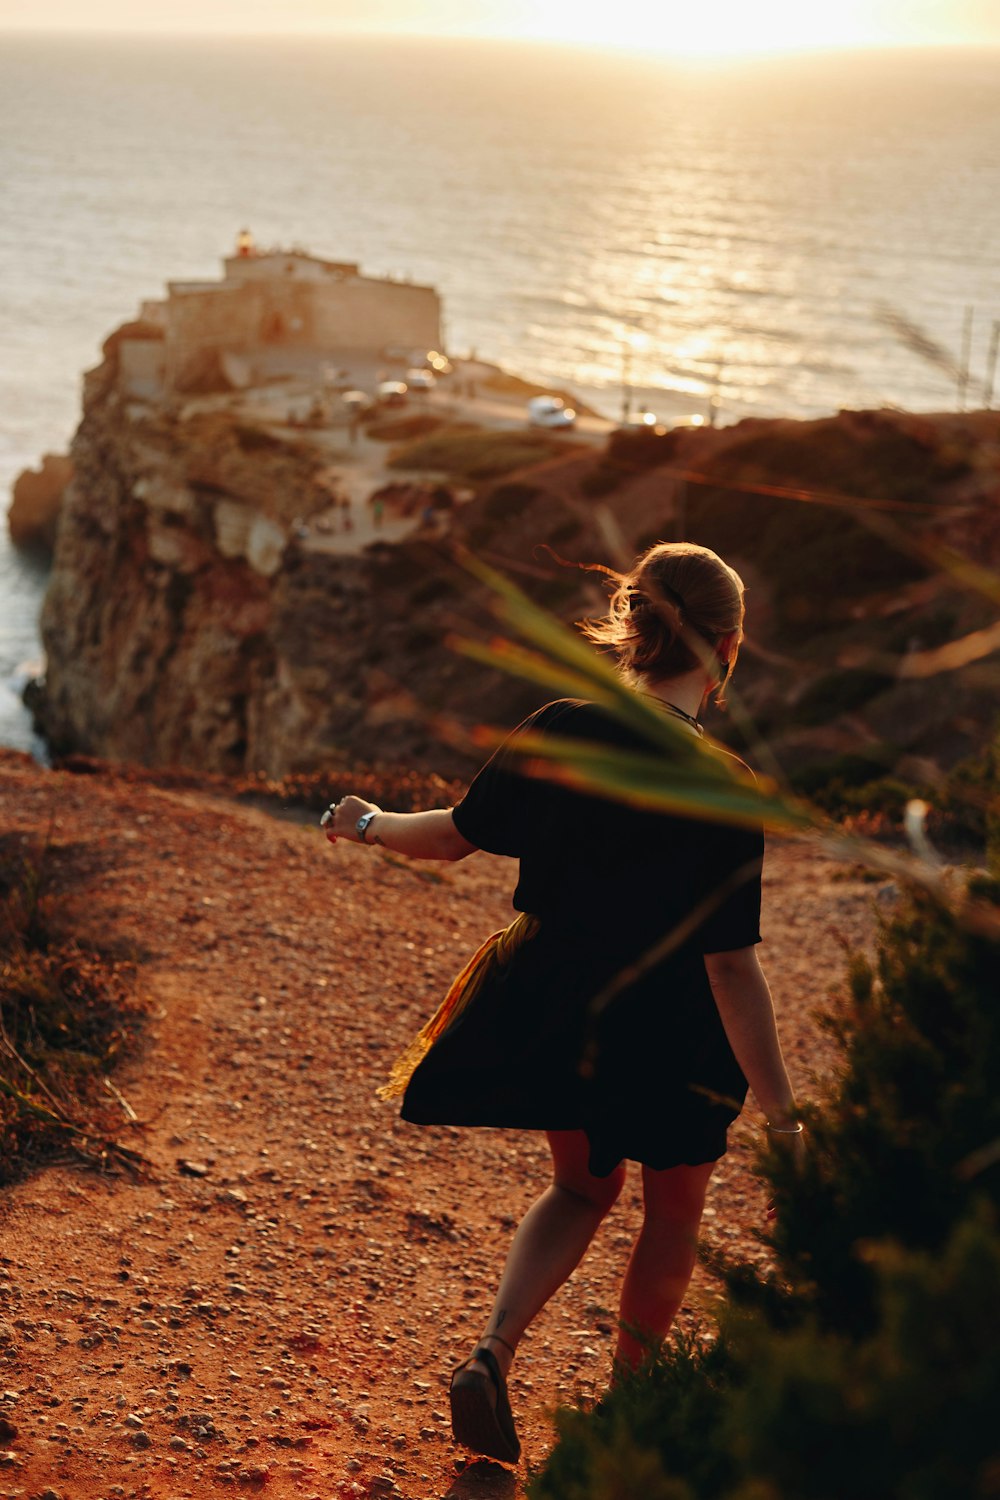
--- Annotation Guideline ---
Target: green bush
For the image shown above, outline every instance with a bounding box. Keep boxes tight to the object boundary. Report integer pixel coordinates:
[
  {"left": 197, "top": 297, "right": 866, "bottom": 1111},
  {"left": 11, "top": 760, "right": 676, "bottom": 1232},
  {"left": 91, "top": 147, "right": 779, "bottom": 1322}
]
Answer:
[
  {"left": 532, "top": 1215, "right": 1000, "bottom": 1500},
  {"left": 938, "top": 729, "right": 1000, "bottom": 868},
  {"left": 531, "top": 1334, "right": 735, "bottom": 1500},
  {"left": 758, "top": 885, "right": 1000, "bottom": 1333},
  {"left": 790, "top": 748, "right": 897, "bottom": 803},
  {"left": 530, "top": 876, "right": 1000, "bottom": 1498},
  {"left": 790, "top": 668, "right": 895, "bottom": 727},
  {"left": 725, "top": 1213, "right": 1000, "bottom": 1500}
]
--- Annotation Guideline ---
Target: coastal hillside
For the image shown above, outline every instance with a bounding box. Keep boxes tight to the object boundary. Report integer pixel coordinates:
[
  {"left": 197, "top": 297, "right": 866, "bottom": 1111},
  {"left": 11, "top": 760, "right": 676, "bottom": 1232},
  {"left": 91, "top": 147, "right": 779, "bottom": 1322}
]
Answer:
[
  {"left": 449, "top": 408, "right": 1000, "bottom": 799},
  {"left": 28, "top": 332, "right": 1000, "bottom": 802}
]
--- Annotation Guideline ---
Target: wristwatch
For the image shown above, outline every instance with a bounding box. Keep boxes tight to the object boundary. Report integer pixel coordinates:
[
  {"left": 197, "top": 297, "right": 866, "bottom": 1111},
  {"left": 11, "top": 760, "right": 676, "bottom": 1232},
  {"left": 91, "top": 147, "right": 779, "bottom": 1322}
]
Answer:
[{"left": 355, "top": 810, "right": 380, "bottom": 843}]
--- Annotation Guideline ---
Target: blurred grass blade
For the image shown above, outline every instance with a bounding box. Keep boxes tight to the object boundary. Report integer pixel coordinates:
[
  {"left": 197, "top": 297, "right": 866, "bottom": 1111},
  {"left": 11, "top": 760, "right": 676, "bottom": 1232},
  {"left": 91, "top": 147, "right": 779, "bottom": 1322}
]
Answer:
[
  {"left": 489, "top": 727, "right": 817, "bottom": 833},
  {"left": 451, "top": 635, "right": 621, "bottom": 715},
  {"left": 454, "top": 633, "right": 707, "bottom": 766}
]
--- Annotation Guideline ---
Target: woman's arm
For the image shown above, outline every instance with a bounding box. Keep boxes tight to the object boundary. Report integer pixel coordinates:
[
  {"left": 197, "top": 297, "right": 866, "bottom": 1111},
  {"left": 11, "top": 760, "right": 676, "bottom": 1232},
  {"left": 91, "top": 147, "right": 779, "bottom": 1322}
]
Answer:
[
  {"left": 702, "top": 945, "right": 798, "bottom": 1127},
  {"left": 323, "top": 795, "right": 477, "bottom": 862}
]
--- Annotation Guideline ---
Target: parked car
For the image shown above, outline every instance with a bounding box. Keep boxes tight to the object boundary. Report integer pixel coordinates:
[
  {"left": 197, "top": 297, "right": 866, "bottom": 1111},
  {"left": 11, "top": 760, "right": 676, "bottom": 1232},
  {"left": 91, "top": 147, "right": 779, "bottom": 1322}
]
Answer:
[
  {"left": 376, "top": 380, "right": 409, "bottom": 407},
  {"left": 527, "top": 395, "right": 576, "bottom": 429},
  {"left": 341, "top": 389, "right": 373, "bottom": 412},
  {"left": 406, "top": 367, "right": 436, "bottom": 391}
]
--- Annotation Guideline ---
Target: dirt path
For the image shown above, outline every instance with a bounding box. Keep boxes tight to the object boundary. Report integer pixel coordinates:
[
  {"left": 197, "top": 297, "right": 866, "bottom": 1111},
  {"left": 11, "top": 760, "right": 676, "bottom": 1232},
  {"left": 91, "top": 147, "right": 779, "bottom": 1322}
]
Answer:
[{"left": 0, "top": 754, "right": 883, "bottom": 1500}]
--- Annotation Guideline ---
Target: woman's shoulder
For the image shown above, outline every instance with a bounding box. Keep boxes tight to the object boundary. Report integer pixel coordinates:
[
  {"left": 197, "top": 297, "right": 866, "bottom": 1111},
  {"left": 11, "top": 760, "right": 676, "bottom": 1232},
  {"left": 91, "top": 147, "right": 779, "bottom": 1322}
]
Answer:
[
  {"left": 516, "top": 698, "right": 636, "bottom": 745},
  {"left": 523, "top": 697, "right": 595, "bottom": 728}
]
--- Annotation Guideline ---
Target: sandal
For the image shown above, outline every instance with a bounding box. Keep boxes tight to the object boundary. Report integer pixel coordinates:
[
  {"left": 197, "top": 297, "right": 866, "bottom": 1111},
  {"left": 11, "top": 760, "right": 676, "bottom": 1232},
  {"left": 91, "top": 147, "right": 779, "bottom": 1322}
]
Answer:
[{"left": 449, "top": 1343, "right": 521, "bottom": 1464}]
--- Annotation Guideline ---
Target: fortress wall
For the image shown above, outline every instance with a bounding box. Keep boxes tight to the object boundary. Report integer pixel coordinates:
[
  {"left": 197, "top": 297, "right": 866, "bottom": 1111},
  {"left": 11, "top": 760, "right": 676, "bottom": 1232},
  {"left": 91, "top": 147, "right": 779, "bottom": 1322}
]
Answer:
[
  {"left": 162, "top": 273, "right": 442, "bottom": 386},
  {"left": 308, "top": 279, "right": 441, "bottom": 352},
  {"left": 252, "top": 280, "right": 323, "bottom": 345},
  {"left": 164, "top": 285, "right": 262, "bottom": 382}
]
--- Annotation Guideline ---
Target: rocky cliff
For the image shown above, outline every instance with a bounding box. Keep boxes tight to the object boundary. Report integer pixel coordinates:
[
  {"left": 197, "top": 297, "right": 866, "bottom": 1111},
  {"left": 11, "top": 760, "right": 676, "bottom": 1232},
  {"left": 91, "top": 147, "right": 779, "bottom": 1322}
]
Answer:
[
  {"left": 35, "top": 353, "right": 535, "bottom": 776},
  {"left": 9, "top": 453, "right": 74, "bottom": 551},
  {"left": 34, "top": 344, "right": 1000, "bottom": 805}
]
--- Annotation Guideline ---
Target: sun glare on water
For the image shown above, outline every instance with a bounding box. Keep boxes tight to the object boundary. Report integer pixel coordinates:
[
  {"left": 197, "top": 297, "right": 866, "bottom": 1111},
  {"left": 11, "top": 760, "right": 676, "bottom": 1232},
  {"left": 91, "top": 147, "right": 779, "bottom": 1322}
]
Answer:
[{"left": 508, "top": 0, "right": 884, "bottom": 58}]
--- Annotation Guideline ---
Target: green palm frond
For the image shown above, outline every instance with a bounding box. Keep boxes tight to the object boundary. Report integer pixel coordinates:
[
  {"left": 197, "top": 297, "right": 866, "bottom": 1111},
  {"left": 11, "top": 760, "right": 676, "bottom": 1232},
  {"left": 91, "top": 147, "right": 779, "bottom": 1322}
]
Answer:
[{"left": 489, "top": 728, "right": 815, "bottom": 833}]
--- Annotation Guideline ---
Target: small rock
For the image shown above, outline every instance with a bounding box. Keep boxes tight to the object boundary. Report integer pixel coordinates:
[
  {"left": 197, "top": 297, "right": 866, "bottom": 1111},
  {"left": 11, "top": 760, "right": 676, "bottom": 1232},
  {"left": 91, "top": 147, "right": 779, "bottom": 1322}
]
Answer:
[
  {"left": 131, "top": 1430, "right": 152, "bottom": 1449},
  {"left": 177, "top": 1159, "right": 211, "bottom": 1178},
  {"left": 0, "top": 1418, "right": 16, "bottom": 1442}
]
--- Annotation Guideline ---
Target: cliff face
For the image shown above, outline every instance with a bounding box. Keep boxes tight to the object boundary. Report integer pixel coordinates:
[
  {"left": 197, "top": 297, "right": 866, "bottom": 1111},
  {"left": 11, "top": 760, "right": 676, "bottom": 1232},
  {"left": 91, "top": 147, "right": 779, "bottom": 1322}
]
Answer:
[
  {"left": 37, "top": 359, "right": 539, "bottom": 776},
  {"left": 36, "top": 348, "right": 1000, "bottom": 795},
  {"left": 41, "top": 364, "right": 340, "bottom": 774}
]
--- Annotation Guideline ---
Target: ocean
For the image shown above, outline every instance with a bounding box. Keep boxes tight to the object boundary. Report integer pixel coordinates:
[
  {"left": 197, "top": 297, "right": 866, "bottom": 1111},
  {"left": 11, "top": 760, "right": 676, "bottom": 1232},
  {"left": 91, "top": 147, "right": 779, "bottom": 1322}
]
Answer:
[{"left": 2, "top": 35, "right": 999, "bottom": 754}]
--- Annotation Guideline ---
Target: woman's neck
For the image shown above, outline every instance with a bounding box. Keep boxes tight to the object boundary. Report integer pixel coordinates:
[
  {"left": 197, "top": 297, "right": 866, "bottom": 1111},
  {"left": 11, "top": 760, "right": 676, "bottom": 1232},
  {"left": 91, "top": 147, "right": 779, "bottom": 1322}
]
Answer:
[{"left": 641, "top": 671, "right": 708, "bottom": 723}]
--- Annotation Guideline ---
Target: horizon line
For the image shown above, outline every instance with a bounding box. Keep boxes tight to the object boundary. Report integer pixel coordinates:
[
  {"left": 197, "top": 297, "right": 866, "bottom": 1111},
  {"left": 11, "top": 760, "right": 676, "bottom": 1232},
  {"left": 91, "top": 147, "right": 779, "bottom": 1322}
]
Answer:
[{"left": 1, "top": 26, "right": 997, "bottom": 56}]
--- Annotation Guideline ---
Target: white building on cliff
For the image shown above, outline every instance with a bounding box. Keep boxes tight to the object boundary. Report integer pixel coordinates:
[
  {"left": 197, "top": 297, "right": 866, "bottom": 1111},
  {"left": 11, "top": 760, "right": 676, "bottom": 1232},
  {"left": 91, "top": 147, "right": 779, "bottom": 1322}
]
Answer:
[{"left": 115, "top": 231, "right": 443, "bottom": 397}]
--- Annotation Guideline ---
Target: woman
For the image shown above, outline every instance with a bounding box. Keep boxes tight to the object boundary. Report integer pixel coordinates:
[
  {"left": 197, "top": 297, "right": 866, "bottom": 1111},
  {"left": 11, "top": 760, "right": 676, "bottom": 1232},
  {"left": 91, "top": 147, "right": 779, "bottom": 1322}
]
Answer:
[{"left": 322, "top": 540, "right": 802, "bottom": 1466}]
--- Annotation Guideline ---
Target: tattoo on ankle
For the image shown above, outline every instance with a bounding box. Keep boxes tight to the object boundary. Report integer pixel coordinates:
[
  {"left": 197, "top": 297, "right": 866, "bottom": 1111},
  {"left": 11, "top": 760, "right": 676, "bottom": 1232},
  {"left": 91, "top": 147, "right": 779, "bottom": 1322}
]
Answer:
[{"left": 494, "top": 1310, "right": 507, "bottom": 1330}]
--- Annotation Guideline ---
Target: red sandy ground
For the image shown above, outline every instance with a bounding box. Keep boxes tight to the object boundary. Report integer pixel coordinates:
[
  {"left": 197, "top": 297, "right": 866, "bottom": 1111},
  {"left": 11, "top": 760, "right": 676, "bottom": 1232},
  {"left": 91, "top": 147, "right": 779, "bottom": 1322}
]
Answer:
[{"left": 0, "top": 753, "right": 883, "bottom": 1500}]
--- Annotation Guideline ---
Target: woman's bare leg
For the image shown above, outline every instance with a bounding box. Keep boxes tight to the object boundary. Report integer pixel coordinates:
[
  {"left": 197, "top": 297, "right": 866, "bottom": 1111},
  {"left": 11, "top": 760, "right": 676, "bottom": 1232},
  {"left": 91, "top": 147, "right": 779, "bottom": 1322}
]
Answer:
[
  {"left": 615, "top": 1159, "right": 716, "bottom": 1371},
  {"left": 469, "top": 1129, "right": 626, "bottom": 1377}
]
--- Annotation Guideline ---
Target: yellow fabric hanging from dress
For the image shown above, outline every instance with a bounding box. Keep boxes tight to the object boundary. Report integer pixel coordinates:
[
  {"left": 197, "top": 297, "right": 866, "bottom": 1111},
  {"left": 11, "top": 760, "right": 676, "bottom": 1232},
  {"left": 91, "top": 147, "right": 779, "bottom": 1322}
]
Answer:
[{"left": 377, "top": 912, "right": 540, "bottom": 1100}]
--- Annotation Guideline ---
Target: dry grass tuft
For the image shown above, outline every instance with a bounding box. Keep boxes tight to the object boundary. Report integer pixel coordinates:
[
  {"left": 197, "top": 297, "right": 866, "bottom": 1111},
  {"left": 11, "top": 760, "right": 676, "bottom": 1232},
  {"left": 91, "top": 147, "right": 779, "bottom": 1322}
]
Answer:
[{"left": 0, "top": 833, "right": 148, "bottom": 1183}]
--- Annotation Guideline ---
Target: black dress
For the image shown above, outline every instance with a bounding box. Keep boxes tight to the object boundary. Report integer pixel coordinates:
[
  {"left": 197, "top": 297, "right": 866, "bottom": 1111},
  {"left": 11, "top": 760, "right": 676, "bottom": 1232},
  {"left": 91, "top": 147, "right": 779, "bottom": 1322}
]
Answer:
[{"left": 401, "top": 699, "right": 764, "bottom": 1177}]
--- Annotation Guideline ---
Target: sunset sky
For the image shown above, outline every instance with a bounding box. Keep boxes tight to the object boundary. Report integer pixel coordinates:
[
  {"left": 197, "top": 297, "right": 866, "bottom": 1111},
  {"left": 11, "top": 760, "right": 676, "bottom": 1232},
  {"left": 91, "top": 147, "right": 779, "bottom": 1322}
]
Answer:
[{"left": 2, "top": 0, "right": 1000, "bottom": 55}]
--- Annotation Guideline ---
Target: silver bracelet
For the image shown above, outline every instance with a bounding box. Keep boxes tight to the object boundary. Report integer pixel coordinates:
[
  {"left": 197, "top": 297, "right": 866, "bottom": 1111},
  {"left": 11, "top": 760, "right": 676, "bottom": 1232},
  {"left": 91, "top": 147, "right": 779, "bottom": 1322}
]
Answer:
[{"left": 765, "top": 1120, "right": 804, "bottom": 1135}]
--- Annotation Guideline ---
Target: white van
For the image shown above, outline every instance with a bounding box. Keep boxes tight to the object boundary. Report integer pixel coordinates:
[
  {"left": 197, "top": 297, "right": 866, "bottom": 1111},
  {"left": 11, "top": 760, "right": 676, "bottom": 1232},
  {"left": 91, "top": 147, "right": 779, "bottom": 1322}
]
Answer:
[{"left": 527, "top": 395, "right": 576, "bottom": 429}]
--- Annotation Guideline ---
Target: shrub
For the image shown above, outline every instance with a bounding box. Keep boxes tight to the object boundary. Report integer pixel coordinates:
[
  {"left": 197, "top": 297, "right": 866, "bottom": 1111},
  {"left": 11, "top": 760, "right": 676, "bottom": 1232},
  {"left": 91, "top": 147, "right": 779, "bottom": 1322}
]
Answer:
[
  {"left": 531, "top": 1333, "right": 735, "bottom": 1500},
  {"left": 0, "top": 835, "right": 144, "bottom": 1181},
  {"left": 790, "top": 668, "right": 895, "bottom": 728},
  {"left": 365, "top": 413, "right": 446, "bottom": 443},
  {"left": 753, "top": 884, "right": 1000, "bottom": 1336},
  {"left": 531, "top": 1215, "right": 1000, "bottom": 1500},
  {"left": 579, "top": 462, "right": 626, "bottom": 498},
  {"left": 530, "top": 875, "right": 1000, "bottom": 1497},
  {"left": 605, "top": 427, "right": 684, "bottom": 472},
  {"left": 789, "top": 748, "right": 897, "bottom": 803}
]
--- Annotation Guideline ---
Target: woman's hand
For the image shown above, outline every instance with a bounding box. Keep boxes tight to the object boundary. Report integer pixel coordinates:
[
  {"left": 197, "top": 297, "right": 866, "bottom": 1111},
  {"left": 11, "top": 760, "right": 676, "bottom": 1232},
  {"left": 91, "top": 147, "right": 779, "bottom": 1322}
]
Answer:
[
  {"left": 320, "top": 796, "right": 380, "bottom": 845},
  {"left": 319, "top": 804, "right": 476, "bottom": 862},
  {"left": 764, "top": 1122, "right": 806, "bottom": 1221}
]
